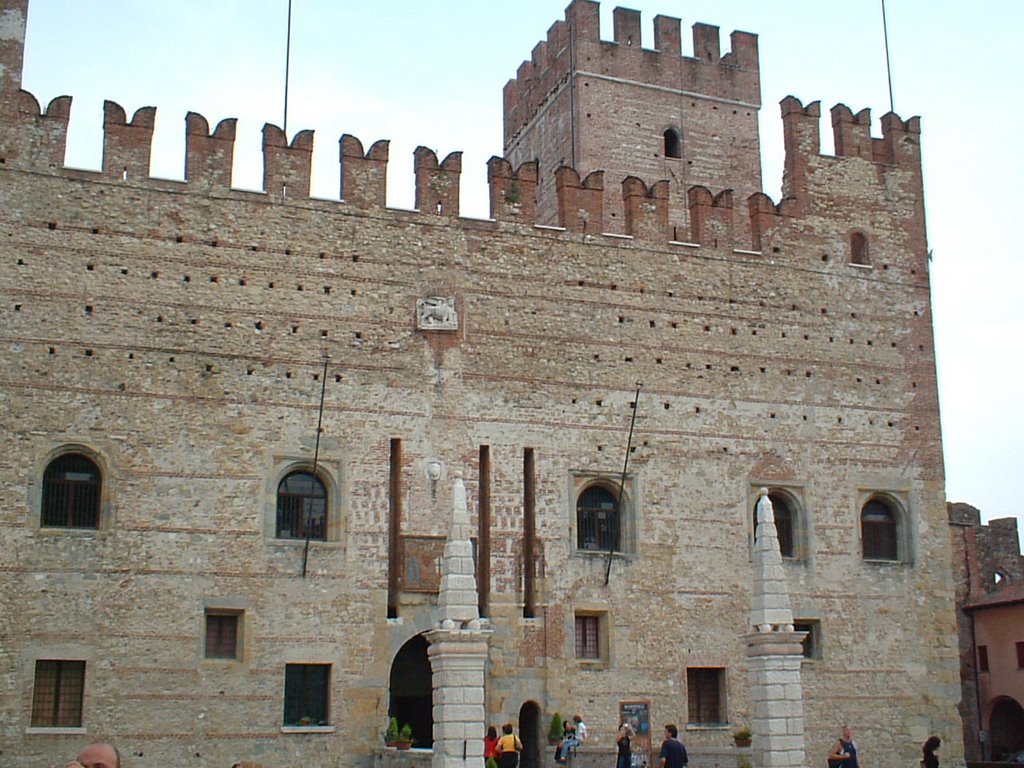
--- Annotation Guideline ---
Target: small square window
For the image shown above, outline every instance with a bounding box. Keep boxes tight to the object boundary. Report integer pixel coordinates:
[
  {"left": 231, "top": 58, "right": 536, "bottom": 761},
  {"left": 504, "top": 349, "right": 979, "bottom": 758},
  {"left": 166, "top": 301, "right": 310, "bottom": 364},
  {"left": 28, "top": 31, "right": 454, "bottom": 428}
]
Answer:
[
  {"left": 284, "top": 663, "right": 330, "bottom": 727},
  {"left": 793, "top": 620, "right": 821, "bottom": 660},
  {"left": 205, "top": 611, "right": 241, "bottom": 660},
  {"left": 575, "top": 615, "right": 601, "bottom": 659},
  {"left": 978, "top": 645, "right": 989, "bottom": 673},
  {"left": 686, "top": 667, "right": 726, "bottom": 725},
  {"left": 31, "top": 660, "right": 85, "bottom": 727}
]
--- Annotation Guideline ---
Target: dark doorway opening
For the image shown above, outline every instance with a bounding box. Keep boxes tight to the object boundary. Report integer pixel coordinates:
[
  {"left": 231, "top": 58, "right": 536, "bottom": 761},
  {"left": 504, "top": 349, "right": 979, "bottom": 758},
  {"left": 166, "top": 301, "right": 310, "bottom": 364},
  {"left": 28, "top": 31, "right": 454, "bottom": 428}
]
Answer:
[
  {"left": 519, "top": 700, "right": 542, "bottom": 768},
  {"left": 989, "top": 696, "right": 1024, "bottom": 759},
  {"left": 389, "top": 634, "right": 433, "bottom": 748}
]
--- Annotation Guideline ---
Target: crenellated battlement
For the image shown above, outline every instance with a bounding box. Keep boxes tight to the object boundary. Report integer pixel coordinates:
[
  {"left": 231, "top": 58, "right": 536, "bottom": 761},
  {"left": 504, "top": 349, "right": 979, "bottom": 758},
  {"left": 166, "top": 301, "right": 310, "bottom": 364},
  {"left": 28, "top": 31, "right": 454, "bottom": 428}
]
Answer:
[
  {"left": 0, "top": 0, "right": 923, "bottom": 263},
  {"left": 503, "top": 0, "right": 760, "bottom": 151},
  {"left": 0, "top": 90, "right": 931, "bottom": 260},
  {"left": 781, "top": 95, "right": 922, "bottom": 207}
]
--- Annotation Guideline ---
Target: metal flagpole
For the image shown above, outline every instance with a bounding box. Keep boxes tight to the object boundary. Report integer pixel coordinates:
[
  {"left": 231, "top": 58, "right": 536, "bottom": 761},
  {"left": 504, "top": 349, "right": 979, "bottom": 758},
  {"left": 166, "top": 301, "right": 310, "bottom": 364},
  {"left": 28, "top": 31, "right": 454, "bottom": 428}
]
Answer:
[
  {"left": 301, "top": 354, "right": 330, "bottom": 578},
  {"left": 283, "top": 0, "right": 293, "bottom": 135},
  {"left": 605, "top": 383, "right": 641, "bottom": 585},
  {"left": 881, "top": 0, "right": 895, "bottom": 113}
]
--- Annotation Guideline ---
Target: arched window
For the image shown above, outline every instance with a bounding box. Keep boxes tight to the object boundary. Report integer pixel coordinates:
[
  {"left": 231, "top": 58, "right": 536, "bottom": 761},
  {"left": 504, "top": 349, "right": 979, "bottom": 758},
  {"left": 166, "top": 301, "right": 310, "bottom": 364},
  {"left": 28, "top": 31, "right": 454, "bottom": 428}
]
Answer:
[
  {"left": 861, "top": 497, "right": 898, "bottom": 560},
  {"left": 850, "top": 231, "right": 870, "bottom": 265},
  {"left": 752, "top": 491, "right": 795, "bottom": 558},
  {"left": 663, "top": 128, "right": 682, "bottom": 159},
  {"left": 41, "top": 453, "right": 101, "bottom": 528},
  {"left": 276, "top": 471, "right": 327, "bottom": 540},
  {"left": 576, "top": 485, "right": 620, "bottom": 552}
]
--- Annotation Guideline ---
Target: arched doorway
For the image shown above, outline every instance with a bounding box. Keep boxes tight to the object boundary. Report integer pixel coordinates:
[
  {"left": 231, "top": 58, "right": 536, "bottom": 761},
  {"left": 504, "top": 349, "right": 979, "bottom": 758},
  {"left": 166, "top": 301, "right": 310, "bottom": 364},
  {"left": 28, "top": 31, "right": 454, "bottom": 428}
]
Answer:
[
  {"left": 389, "top": 634, "right": 433, "bottom": 748},
  {"left": 989, "top": 696, "right": 1024, "bottom": 759},
  {"left": 518, "top": 701, "right": 542, "bottom": 768}
]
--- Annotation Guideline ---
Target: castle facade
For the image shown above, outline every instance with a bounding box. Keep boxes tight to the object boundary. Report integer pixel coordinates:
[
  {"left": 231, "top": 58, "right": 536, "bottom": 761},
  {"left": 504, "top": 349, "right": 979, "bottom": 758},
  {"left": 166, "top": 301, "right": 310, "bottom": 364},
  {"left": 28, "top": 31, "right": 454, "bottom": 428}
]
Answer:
[{"left": 0, "top": 1, "right": 964, "bottom": 766}]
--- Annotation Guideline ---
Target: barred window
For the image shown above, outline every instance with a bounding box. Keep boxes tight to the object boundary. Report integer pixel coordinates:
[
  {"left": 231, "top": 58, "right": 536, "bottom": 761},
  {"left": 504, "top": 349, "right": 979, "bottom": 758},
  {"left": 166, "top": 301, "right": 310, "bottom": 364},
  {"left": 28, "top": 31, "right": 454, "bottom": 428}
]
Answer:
[
  {"left": 686, "top": 667, "right": 726, "bottom": 724},
  {"left": 31, "top": 660, "right": 85, "bottom": 727},
  {"left": 205, "top": 612, "right": 240, "bottom": 660},
  {"left": 284, "top": 663, "right": 330, "bottom": 726},
  {"left": 752, "top": 491, "right": 796, "bottom": 558},
  {"left": 276, "top": 471, "right": 327, "bottom": 540},
  {"left": 861, "top": 498, "right": 898, "bottom": 560},
  {"left": 575, "top": 615, "right": 600, "bottom": 659},
  {"left": 42, "top": 454, "right": 101, "bottom": 528},
  {"left": 576, "top": 485, "right": 620, "bottom": 552}
]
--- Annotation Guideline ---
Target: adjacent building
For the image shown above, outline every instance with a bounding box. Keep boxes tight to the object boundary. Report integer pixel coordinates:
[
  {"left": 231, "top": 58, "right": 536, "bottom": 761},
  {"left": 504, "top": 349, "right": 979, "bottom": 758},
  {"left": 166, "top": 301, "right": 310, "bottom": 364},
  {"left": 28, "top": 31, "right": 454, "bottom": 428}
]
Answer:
[{"left": 950, "top": 505, "right": 1024, "bottom": 762}]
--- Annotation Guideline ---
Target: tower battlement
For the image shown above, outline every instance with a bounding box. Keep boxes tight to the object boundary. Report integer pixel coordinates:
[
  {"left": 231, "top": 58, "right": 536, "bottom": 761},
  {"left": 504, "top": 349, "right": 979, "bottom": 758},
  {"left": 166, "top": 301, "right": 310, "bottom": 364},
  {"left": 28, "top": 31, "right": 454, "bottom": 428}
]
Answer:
[{"left": 503, "top": 0, "right": 760, "bottom": 151}]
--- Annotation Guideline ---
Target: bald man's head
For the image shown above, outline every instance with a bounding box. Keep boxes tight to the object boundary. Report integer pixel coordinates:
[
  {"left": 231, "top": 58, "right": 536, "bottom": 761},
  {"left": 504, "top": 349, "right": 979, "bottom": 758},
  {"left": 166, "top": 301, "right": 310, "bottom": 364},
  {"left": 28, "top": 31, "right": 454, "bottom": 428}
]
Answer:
[{"left": 74, "top": 742, "right": 120, "bottom": 768}]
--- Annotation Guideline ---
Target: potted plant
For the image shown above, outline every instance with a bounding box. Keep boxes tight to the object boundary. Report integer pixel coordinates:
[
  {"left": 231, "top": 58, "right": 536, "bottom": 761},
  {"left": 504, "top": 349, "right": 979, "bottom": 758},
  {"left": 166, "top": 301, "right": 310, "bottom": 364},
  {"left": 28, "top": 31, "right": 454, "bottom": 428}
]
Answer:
[
  {"left": 396, "top": 722, "right": 414, "bottom": 750},
  {"left": 385, "top": 716, "right": 400, "bottom": 747},
  {"left": 733, "top": 727, "right": 752, "bottom": 747},
  {"left": 548, "top": 713, "right": 563, "bottom": 745}
]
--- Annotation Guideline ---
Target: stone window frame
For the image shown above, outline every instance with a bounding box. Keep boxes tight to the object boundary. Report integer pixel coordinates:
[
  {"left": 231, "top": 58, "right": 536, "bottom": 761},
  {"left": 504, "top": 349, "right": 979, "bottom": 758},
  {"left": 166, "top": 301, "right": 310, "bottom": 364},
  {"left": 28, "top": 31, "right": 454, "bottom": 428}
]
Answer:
[
  {"left": 748, "top": 484, "right": 809, "bottom": 562},
  {"left": 202, "top": 597, "right": 247, "bottom": 663},
  {"left": 685, "top": 666, "right": 728, "bottom": 726},
  {"left": 793, "top": 619, "right": 822, "bottom": 661},
  {"left": 282, "top": 662, "right": 333, "bottom": 731},
  {"left": 858, "top": 490, "right": 911, "bottom": 564},
  {"left": 264, "top": 454, "right": 344, "bottom": 546},
  {"left": 573, "top": 603, "right": 611, "bottom": 670},
  {"left": 30, "top": 659, "right": 86, "bottom": 729},
  {"left": 31, "top": 443, "right": 115, "bottom": 533},
  {"left": 569, "top": 471, "right": 638, "bottom": 557}
]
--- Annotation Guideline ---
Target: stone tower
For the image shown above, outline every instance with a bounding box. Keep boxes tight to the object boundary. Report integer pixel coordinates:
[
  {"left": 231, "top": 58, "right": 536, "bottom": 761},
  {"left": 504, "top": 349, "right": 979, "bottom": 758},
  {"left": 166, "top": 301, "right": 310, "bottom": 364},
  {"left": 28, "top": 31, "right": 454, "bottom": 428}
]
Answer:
[{"left": 503, "top": 0, "right": 761, "bottom": 238}]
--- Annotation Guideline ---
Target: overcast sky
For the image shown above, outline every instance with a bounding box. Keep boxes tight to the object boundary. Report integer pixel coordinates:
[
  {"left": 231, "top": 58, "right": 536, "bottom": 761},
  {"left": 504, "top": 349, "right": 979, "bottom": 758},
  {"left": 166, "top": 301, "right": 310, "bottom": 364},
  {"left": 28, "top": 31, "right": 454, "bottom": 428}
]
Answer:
[{"left": 18, "top": 1, "right": 1024, "bottom": 549}]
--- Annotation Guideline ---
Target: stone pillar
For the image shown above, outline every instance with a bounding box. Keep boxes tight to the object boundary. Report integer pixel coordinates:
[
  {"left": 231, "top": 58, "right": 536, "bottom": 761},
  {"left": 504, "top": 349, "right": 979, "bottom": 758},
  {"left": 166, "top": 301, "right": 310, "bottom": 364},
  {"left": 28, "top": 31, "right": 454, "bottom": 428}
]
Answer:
[
  {"left": 427, "top": 629, "right": 491, "bottom": 768},
  {"left": 746, "top": 632, "right": 808, "bottom": 768},
  {"left": 428, "top": 472, "right": 492, "bottom": 768},
  {"left": 747, "top": 488, "right": 808, "bottom": 768}
]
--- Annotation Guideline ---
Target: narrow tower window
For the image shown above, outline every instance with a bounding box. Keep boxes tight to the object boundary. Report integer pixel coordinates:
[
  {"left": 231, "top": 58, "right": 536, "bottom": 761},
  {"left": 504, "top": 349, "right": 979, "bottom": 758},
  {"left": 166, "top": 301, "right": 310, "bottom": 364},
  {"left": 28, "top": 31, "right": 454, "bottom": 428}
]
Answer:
[
  {"left": 850, "top": 232, "right": 870, "bottom": 265},
  {"left": 663, "top": 128, "right": 682, "bottom": 159}
]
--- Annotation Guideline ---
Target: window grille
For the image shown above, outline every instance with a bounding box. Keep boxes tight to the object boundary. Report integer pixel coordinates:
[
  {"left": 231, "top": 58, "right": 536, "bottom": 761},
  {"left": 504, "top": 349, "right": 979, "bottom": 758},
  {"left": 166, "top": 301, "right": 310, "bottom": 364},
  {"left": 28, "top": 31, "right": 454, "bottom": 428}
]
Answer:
[
  {"left": 753, "top": 492, "right": 795, "bottom": 557},
  {"left": 31, "top": 660, "right": 85, "bottom": 727},
  {"left": 42, "top": 454, "right": 101, "bottom": 528},
  {"left": 276, "top": 471, "right": 327, "bottom": 540},
  {"left": 575, "top": 615, "right": 600, "bottom": 659},
  {"left": 283, "top": 663, "right": 330, "bottom": 726},
  {"left": 686, "top": 667, "right": 725, "bottom": 724},
  {"left": 205, "top": 612, "right": 240, "bottom": 659},
  {"left": 577, "top": 486, "right": 620, "bottom": 551},
  {"left": 861, "top": 499, "right": 897, "bottom": 560}
]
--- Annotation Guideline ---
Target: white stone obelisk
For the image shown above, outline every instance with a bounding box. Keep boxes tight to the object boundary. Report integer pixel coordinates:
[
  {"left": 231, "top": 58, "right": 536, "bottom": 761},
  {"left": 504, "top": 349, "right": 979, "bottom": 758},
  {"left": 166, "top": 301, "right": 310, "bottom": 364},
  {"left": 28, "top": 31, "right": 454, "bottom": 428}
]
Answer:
[
  {"left": 746, "top": 488, "right": 808, "bottom": 768},
  {"left": 427, "top": 472, "right": 492, "bottom": 768}
]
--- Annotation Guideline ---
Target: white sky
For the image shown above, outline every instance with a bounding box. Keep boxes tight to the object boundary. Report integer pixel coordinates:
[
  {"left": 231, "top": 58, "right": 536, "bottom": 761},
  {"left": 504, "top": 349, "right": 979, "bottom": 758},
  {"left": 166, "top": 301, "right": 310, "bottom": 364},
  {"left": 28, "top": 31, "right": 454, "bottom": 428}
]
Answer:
[{"left": 18, "top": 1, "right": 1024, "bottom": 549}]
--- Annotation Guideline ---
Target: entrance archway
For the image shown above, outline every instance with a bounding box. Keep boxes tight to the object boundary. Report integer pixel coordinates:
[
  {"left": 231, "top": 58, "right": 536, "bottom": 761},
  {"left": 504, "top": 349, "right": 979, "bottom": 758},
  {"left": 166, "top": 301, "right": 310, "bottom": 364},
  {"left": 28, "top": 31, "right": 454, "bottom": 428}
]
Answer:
[
  {"left": 989, "top": 696, "right": 1024, "bottom": 759},
  {"left": 518, "top": 701, "right": 542, "bottom": 768},
  {"left": 389, "top": 634, "right": 433, "bottom": 748}
]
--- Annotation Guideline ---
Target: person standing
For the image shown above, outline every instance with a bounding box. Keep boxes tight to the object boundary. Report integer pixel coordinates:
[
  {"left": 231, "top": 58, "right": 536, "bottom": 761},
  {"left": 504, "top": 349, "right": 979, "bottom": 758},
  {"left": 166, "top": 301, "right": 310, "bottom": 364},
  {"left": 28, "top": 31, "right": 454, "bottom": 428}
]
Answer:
[
  {"left": 573, "top": 714, "right": 588, "bottom": 742},
  {"left": 659, "top": 724, "right": 688, "bottom": 768},
  {"left": 922, "top": 736, "right": 941, "bottom": 768},
  {"left": 497, "top": 722, "right": 523, "bottom": 768},
  {"left": 485, "top": 725, "right": 500, "bottom": 762},
  {"left": 828, "top": 725, "right": 861, "bottom": 768},
  {"left": 616, "top": 721, "right": 634, "bottom": 768}
]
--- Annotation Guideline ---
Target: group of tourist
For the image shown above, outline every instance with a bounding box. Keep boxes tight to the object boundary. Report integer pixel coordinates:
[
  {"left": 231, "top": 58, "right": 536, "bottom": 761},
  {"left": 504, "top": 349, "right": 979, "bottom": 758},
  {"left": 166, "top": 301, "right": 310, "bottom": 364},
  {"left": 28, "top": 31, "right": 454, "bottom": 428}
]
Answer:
[
  {"left": 50, "top": 724, "right": 945, "bottom": 768},
  {"left": 828, "top": 725, "right": 943, "bottom": 768}
]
